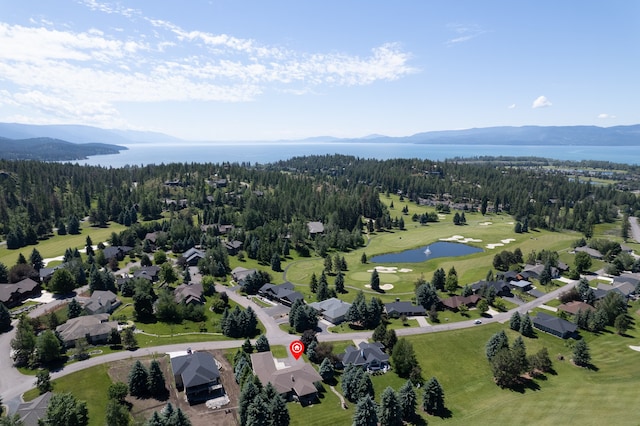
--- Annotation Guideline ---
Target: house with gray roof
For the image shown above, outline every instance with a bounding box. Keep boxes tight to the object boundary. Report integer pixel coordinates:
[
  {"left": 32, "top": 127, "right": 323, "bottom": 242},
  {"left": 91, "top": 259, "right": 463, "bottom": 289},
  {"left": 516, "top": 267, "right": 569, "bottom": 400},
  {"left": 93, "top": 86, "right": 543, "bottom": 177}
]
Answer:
[
  {"left": 384, "top": 300, "right": 426, "bottom": 317},
  {"left": 56, "top": 313, "right": 119, "bottom": 347},
  {"left": 259, "top": 282, "right": 303, "bottom": 306},
  {"left": 231, "top": 266, "right": 256, "bottom": 284},
  {"left": 470, "top": 280, "right": 511, "bottom": 297},
  {"left": 250, "top": 351, "right": 322, "bottom": 404},
  {"left": 175, "top": 282, "right": 205, "bottom": 305},
  {"left": 339, "top": 342, "right": 389, "bottom": 371},
  {"left": 309, "top": 297, "right": 352, "bottom": 324},
  {"left": 574, "top": 246, "right": 603, "bottom": 259},
  {"left": 532, "top": 312, "right": 578, "bottom": 339},
  {"left": 171, "top": 351, "right": 222, "bottom": 404},
  {"left": 181, "top": 247, "right": 205, "bottom": 266},
  {"left": 0, "top": 278, "right": 40, "bottom": 307},
  {"left": 83, "top": 290, "right": 120, "bottom": 315},
  {"left": 307, "top": 221, "right": 325, "bottom": 236},
  {"left": 15, "top": 391, "right": 52, "bottom": 426}
]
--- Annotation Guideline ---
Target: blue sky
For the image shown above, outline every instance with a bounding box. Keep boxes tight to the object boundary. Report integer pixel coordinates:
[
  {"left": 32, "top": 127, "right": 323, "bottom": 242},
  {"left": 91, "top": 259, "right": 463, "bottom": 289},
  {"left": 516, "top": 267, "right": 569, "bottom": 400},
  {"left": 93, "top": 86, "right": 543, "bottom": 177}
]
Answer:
[{"left": 0, "top": 0, "right": 638, "bottom": 141}]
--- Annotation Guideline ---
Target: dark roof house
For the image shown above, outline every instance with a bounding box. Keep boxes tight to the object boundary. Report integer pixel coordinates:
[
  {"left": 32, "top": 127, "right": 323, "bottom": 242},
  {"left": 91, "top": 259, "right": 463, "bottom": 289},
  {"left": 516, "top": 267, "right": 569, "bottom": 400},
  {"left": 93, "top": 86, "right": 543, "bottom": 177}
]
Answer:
[
  {"left": 440, "top": 294, "right": 481, "bottom": 311},
  {"left": 470, "top": 280, "right": 511, "bottom": 297},
  {"left": 0, "top": 278, "right": 40, "bottom": 307},
  {"left": 171, "top": 351, "right": 222, "bottom": 404},
  {"left": 309, "top": 298, "right": 352, "bottom": 324},
  {"left": 384, "top": 301, "right": 426, "bottom": 317},
  {"left": 102, "top": 245, "right": 134, "bottom": 261},
  {"left": 340, "top": 342, "right": 390, "bottom": 371},
  {"left": 532, "top": 312, "right": 578, "bottom": 339},
  {"left": 259, "top": 282, "right": 303, "bottom": 306},
  {"left": 181, "top": 247, "right": 205, "bottom": 266},
  {"left": 175, "top": 282, "right": 205, "bottom": 305},
  {"left": 15, "top": 391, "right": 52, "bottom": 426}
]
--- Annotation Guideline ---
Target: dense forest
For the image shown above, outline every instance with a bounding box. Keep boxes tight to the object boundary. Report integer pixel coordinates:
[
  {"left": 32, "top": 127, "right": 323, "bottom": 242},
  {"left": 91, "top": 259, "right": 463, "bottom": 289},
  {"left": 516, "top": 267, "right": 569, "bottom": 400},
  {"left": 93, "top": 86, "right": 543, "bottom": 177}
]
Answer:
[{"left": 0, "top": 156, "right": 639, "bottom": 268}]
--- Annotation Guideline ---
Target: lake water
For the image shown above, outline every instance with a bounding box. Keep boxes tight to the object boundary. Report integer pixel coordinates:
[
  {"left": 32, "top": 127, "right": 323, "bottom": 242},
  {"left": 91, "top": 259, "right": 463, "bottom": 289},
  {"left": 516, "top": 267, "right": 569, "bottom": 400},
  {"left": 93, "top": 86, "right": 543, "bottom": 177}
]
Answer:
[
  {"left": 371, "top": 241, "right": 483, "bottom": 264},
  {"left": 72, "top": 142, "right": 640, "bottom": 167}
]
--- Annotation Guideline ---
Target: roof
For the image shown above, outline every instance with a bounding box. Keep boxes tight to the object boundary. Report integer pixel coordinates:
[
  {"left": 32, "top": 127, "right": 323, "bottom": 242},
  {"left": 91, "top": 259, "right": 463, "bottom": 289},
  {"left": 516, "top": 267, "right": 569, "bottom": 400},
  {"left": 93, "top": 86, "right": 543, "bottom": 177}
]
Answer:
[
  {"left": 384, "top": 301, "right": 426, "bottom": 316},
  {"left": 175, "top": 282, "right": 204, "bottom": 305},
  {"left": 171, "top": 352, "right": 220, "bottom": 388},
  {"left": 574, "top": 246, "right": 603, "bottom": 259},
  {"left": 231, "top": 267, "right": 256, "bottom": 282},
  {"left": 181, "top": 247, "right": 205, "bottom": 263},
  {"left": 0, "top": 278, "right": 40, "bottom": 303},
  {"left": 509, "top": 280, "right": 532, "bottom": 288},
  {"left": 250, "top": 351, "right": 322, "bottom": 397},
  {"left": 134, "top": 266, "right": 161, "bottom": 279},
  {"left": 259, "top": 282, "right": 303, "bottom": 303},
  {"left": 309, "top": 298, "right": 352, "bottom": 320},
  {"left": 16, "top": 391, "right": 52, "bottom": 426},
  {"left": 55, "top": 314, "right": 118, "bottom": 343},
  {"left": 440, "top": 294, "right": 481, "bottom": 309},
  {"left": 307, "top": 221, "right": 325, "bottom": 234},
  {"left": 84, "top": 290, "right": 119, "bottom": 314},
  {"left": 558, "top": 301, "right": 595, "bottom": 315},
  {"left": 102, "top": 245, "right": 133, "bottom": 259},
  {"left": 341, "top": 342, "right": 389, "bottom": 367},
  {"left": 533, "top": 312, "right": 577, "bottom": 336},
  {"left": 471, "top": 280, "right": 510, "bottom": 293}
]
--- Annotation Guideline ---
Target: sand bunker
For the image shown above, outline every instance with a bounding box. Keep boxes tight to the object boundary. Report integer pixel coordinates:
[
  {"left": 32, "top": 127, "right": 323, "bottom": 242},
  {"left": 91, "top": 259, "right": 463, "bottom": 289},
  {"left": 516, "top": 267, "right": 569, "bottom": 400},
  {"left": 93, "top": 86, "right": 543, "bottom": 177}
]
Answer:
[
  {"left": 486, "top": 243, "right": 504, "bottom": 249},
  {"left": 479, "top": 222, "right": 493, "bottom": 226},
  {"left": 367, "top": 266, "right": 412, "bottom": 273},
  {"left": 629, "top": 345, "right": 640, "bottom": 352},
  {"left": 501, "top": 238, "right": 516, "bottom": 244},
  {"left": 439, "top": 235, "right": 483, "bottom": 243},
  {"left": 365, "top": 283, "right": 395, "bottom": 291}
]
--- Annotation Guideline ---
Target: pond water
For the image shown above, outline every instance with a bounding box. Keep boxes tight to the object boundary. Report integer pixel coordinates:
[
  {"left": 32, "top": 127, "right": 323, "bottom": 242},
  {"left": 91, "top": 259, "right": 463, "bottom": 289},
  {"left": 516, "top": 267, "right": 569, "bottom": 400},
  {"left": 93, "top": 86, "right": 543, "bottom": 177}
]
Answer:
[{"left": 371, "top": 241, "right": 483, "bottom": 264}]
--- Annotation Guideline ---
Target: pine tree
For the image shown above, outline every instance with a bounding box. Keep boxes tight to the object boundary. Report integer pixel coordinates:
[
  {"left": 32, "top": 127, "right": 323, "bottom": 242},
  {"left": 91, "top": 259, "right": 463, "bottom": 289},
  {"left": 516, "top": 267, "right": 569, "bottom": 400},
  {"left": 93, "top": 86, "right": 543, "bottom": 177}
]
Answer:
[
  {"left": 335, "top": 271, "right": 345, "bottom": 294},
  {"left": 509, "top": 311, "right": 521, "bottom": 331},
  {"left": 356, "top": 374, "right": 375, "bottom": 401},
  {"left": 378, "top": 386, "right": 402, "bottom": 426},
  {"left": 352, "top": 395, "right": 378, "bottom": 426},
  {"left": 10, "top": 315, "right": 36, "bottom": 366},
  {"left": 148, "top": 359, "right": 166, "bottom": 397},
  {"left": 422, "top": 376, "right": 445, "bottom": 415},
  {"left": 391, "top": 338, "right": 418, "bottom": 378},
  {"left": 573, "top": 340, "right": 591, "bottom": 367},
  {"left": 520, "top": 313, "right": 534, "bottom": 337},
  {"left": 485, "top": 330, "right": 509, "bottom": 361},
  {"left": 128, "top": 360, "right": 149, "bottom": 397},
  {"left": 309, "top": 273, "right": 318, "bottom": 293},
  {"left": 511, "top": 336, "right": 529, "bottom": 374},
  {"left": 397, "top": 380, "right": 417, "bottom": 421},
  {"left": 29, "top": 248, "right": 44, "bottom": 271},
  {"left": 267, "top": 390, "right": 290, "bottom": 426},
  {"left": 0, "top": 302, "right": 11, "bottom": 332},
  {"left": 105, "top": 399, "right": 130, "bottom": 426},
  {"left": 67, "top": 298, "right": 83, "bottom": 319},
  {"left": 370, "top": 269, "right": 380, "bottom": 292},
  {"left": 317, "top": 272, "right": 330, "bottom": 302},
  {"left": 319, "top": 357, "right": 335, "bottom": 382},
  {"left": 255, "top": 334, "right": 270, "bottom": 352},
  {"left": 239, "top": 380, "right": 260, "bottom": 426}
]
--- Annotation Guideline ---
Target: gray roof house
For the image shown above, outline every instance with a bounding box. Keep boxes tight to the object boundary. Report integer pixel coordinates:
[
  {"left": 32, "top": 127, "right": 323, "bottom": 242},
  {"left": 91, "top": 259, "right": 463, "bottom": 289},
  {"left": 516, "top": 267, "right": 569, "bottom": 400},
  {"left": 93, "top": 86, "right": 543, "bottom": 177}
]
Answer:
[
  {"left": 307, "top": 221, "right": 325, "bottom": 235},
  {"left": 574, "top": 246, "right": 603, "bottom": 259},
  {"left": 175, "top": 282, "right": 205, "bottom": 305},
  {"left": 56, "top": 313, "right": 119, "bottom": 347},
  {"left": 83, "top": 290, "right": 121, "bottom": 315},
  {"left": 181, "top": 247, "right": 206, "bottom": 266},
  {"left": 259, "top": 282, "right": 303, "bottom": 306},
  {"left": 171, "top": 351, "right": 222, "bottom": 404},
  {"left": 15, "top": 391, "right": 52, "bottom": 426},
  {"left": 470, "top": 280, "right": 511, "bottom": 297},
  {"left": 250, "top": 351, "right": 322, "bottom": 404},
  {"left": 384, "top": 300, "right": 426, "bottom": 317},
  {"left": 309, "top": 298, "right": 352, "bottom": 324},
  {"left": 340, "top": 342, "right": 389, "bottom": 371},
  {"left": 231, "top": 267, "right": 257, "bottom": 284},
  {"left": 0, "top": 278, "right": 40, "bottom": 307},
  {"left": 532, "top": 312, "right": 578, "bottom": 339}
]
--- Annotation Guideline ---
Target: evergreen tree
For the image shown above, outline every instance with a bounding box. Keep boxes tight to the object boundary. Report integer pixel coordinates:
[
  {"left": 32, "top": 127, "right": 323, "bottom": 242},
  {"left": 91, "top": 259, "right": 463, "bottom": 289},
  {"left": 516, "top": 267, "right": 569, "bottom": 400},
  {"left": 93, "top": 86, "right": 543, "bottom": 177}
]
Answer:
[
  {"left": 370, "top": 269, "right": 380, "bottom": 292},
  {"left": 239, "top": 380, "right": 260, "bottom": 426},
  {"left": 509, "top": 311, "right": 521, "bottom": 331},
  {"left": 148, "top": 359, "right": 166, "bottom": 397},
  {"left": 416, "top": 283, "right": 438, "bottom": 311},
  {"left": 356, "top": 373, "right": 375, "bottom": 401},
  {"left": 0, "top": 262, "right": 8, "bottom": 283},
  {"left": 29, "top": 248, "right": 44, "bottom": 271},
  {"left": 309, "top": 273, "right": 318, "bottom": 293},
  {"left": 431, "top": 268, "right": 446, "bottom": 291},
  {"left": 128, "top": 360, "right": 149, "bottom": 397},
  {"left": 520, "top": 313, "right": 534, "bottom": 337},
  {"left": 398, "top": 380, "right": 417, "bottom": 421},
  {"left": 255, "top": 334, "right": 270, "bottom": 352},
  {"left": 391, "top": 338, "right": 418, "bottom": 378},
  {"left": 67, "top": 298, "right": 83, "bottom": 319},
  {"left": 422, "top": 376, "right": 445, "bottom": 415},
  {"left": 242, "top": 338, "right": 254, "bottom": 353},
  {"left": 317, "top": 272, "right": 330, "bottom": 301},
  {"left": 319, "top": 357, "right": 335, "bottom": 382},
  {"left": 353, "top": 395, "right": 378, "bottom": 426},
  {"left": 383, "top": 329, "right": 398, "bottom": 352},
  {"left": 511, "top": 336, "right": 529, "bottom": 373},
  {"left": 485, "top": 330, "right": 509, "bottom": 361},
  {"left": 105, "top": 399, "right": 130, "bottom": 426},
  {"left": 372, "top": 322, "right": 387, "bottom": 343},
  {"left": 270, "top": 253, "right": 281, "bottom": 272},
  {"left": 41, "top": 392, "right": 88, "bottom": 426},
  {"left": 267, "top": 389, "right": 290, "bottom": 426},
  {"left": 573, "top": 340, "right": 591, "bottom": 367},
  {"left": 335, "top": 271, "right": 345, "bottom": 294},
  {"left": 10, "top": 315, "right": 36, "bottom": 366},
  {"left": 0, "top": 302, "right": 11, "bottom": 332},
  {"left": 378, "top": 386, "right": 402, "bottom": 426},
  {"left": 36, "top": 370, "right": 53, "bottom": 394}
]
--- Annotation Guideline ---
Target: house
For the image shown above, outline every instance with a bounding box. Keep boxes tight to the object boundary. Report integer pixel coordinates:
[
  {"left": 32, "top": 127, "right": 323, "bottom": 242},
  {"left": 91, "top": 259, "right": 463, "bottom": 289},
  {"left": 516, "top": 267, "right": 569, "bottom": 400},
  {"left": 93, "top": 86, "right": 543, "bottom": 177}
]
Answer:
[
  {"left": 307, "top": 221, "right": 325, "bottom": 236},
  {"left": 144, "top": 232, "right": 158, "bottom": 244},
  {"left": 231, "top": 267, "right": 256, "bottom": 284},
  {"left": 440, "top": 294, "right": 481, "bottom": 311},
  {"left": 470, "top": 280, "right": 511, "bottom": 297},
  {"left": 258, "top": 282, "right": 304, "bottom": 306},
  {"left": 56, "top": 313, "right": 119, "bottom": 347},
  {"left": 384, "top": 300, "right": 426, "bottom": 317},
  {"left": 339, "top": 342, "right": 390, "bottom": 371},
  {"left": 250, "top": 351, "right": 322, "bottom": 404},
  {"left": 171, "top": 351, "right": 223, "bottom": 404},
  {"left": 181, "top": 247, "right": 206, "bottom": 266},
  {"left": 0, "top": 278, "right": 41, "bottom": 307},
  {"left": 175, "top": 282, "right": 205, "bottom": 305},
  {"left": 558, "top": 301, "right": 595, "bottom": 315},
  {"left": 83, "top": 290, "right": 121, "bottom": 315},
  {"left": 15, "top": 391, "right": 52, "bottom": 426},
  {"left": 532, "top": 312, "right": 578, "bottom": 339},
  {"left": 133, "top": 265, "right": 161, "bottom": 282},
  {"left": 223, "top": 239, "right": 243, "bottom": 255},
  {"left": 520, "top": 263, "right": 560, "bottom": 280},
  {"left": 102, "top": 246, "right": 134, "bottom": 261},
  {"left": 574, "top": 246, "right": 603, "bottom": 260},
  {"left": 309, "top": 298, "right": 352, "bottom": 324},
  {"left": 509, "top": 280, "right": 533, "bottom": 292}
]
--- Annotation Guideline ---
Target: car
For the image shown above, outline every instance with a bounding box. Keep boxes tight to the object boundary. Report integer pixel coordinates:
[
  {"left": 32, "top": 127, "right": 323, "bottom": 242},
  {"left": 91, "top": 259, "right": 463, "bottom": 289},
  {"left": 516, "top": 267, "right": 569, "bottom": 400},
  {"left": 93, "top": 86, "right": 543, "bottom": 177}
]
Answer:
[{"left": 474, "top": 319, "right": 482, "bottom": 324}]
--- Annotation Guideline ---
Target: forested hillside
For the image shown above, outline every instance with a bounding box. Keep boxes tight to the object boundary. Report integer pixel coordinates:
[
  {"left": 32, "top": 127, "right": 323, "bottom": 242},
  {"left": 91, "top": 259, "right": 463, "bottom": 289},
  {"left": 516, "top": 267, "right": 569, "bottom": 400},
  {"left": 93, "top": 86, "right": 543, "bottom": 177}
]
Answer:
[{"left": 0, "top": 156, "right": 638, "bottom": 263}]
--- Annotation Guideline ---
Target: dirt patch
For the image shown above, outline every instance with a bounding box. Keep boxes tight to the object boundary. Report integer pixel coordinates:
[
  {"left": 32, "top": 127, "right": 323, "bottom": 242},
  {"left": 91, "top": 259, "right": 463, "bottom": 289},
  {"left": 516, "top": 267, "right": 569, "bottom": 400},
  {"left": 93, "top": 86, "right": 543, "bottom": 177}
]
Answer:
[{"left": 108, "top": 350, "right": 240, "bottom": 426}]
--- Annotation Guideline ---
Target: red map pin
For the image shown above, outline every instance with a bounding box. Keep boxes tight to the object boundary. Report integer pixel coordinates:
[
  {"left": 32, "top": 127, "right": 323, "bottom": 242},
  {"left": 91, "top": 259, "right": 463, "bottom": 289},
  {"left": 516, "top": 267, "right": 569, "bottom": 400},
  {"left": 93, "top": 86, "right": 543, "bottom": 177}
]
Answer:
[{"left": 289, "top": 340, "right": 305, "bottom": 360}]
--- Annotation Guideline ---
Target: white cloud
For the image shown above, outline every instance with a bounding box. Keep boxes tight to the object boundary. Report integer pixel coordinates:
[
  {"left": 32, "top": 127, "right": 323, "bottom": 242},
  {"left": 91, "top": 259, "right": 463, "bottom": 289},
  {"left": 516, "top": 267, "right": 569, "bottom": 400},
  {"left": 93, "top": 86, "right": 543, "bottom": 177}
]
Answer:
[
  {"left": 508, "top": 104, "right": 516, "bottom": 109},
  {"left": 445, "top": 24, "right": 487, "bottom": 46},
  {"left": 597, "top": 113, "right": 616, "bottom": 119},
  {"left": 532, "top": 96, "right": 552, "bottom": 108}
]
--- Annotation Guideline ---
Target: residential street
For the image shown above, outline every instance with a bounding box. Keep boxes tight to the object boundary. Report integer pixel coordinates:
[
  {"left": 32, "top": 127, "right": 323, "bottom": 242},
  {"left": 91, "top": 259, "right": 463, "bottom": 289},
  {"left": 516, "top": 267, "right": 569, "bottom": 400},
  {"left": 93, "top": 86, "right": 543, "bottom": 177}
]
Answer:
[
  {"left": 0, "top": 277, "right": 577, "bottom": 414},
  {"left": 629, "top": 216, "right": 640, "bottom": 244}
]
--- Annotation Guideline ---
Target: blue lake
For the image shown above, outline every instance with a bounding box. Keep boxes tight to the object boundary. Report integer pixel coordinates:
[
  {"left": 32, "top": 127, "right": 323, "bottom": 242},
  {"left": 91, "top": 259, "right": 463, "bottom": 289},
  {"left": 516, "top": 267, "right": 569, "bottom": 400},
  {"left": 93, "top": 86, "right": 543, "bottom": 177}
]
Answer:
[{"left": 371, "top": 241, "right": 483, "bottom": 264}]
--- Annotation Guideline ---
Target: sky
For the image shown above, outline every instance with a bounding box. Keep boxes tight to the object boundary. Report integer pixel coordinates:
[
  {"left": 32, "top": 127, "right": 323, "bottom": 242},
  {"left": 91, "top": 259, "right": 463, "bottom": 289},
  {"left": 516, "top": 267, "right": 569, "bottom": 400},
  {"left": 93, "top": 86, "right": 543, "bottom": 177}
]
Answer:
[{"left": 0, "top": 0, "right": 638, "bottom": 141}]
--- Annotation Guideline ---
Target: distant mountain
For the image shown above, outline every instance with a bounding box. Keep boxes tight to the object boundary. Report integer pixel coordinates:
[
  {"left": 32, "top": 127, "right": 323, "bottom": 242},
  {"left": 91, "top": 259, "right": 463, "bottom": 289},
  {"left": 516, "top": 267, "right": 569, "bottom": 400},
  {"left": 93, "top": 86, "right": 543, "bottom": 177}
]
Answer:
[
  {"left": 0, "top": 137, "right": 127, "bottom": 161},
  {"left": 0, "top": 123, "right": 183, "bottom": 145}
]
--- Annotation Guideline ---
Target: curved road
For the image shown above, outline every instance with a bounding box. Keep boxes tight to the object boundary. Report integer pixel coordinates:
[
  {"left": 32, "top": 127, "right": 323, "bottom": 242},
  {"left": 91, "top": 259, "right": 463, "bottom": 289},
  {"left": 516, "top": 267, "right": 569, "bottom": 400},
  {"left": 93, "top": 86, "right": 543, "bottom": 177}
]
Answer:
[
  {"left": 0, "top": 277, "right": 577, "bottom": 413},
  {"left": 629, "top": 216, "right": 640, "bottom": 244}
]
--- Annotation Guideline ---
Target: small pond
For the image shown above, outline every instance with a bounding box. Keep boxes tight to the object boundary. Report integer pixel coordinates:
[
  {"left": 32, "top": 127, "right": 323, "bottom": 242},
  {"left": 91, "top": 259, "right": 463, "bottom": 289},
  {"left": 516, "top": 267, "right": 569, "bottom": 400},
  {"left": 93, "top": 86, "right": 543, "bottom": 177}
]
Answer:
[{"left": 371, "top": 241, "right": 482, "bottom": 264}]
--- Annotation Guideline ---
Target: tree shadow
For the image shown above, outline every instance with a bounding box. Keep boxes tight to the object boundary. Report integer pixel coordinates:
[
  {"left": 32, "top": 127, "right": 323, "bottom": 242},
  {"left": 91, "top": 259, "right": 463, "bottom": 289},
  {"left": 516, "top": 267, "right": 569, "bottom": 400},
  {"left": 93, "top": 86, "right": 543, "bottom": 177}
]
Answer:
[
  {"left": 435, "top": 407, "right": 453, "bottom": 419},
  {"left": 507, "top": 377, "right": 541, "bottom": 394}
]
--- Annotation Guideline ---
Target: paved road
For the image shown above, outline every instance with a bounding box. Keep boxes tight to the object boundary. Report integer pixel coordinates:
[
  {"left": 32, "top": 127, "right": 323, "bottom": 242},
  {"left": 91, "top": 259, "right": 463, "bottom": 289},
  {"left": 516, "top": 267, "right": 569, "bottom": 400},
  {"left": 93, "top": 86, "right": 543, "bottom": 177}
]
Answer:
[
  {"left": 629, "top": 216, "right": 640, "bottom": 244},
  {"left": 0, "top": 274, "right": 577, "bottom": 413}
]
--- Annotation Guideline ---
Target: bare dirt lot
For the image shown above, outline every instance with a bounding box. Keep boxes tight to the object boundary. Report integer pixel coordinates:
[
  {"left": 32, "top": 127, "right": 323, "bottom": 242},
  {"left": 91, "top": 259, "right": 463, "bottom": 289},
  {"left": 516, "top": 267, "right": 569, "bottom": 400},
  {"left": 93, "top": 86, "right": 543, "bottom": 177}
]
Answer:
[{"left": 108, "top": 349, "right": 240, "bottom": 426}]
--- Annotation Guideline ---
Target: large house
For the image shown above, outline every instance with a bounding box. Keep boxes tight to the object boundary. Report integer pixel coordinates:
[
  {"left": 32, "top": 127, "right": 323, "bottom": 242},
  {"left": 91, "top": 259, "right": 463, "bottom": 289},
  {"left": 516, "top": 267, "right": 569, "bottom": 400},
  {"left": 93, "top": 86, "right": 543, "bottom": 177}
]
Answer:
[
  {"left": 307, "top": 221, "right": 325, "bottom": 236},
  {"left": 181, "top": 247, "right": 205, "bottom": 266},
  {"left": 0, "top": 278, "right": 40, "bottom": 307},
  {"left": 102, "top": 246, "right": 134, "bottom": 261},
  {"left": 258, "top": 282, "right": 304, "bottom": 306},
  {"left": 171, "top": 351, "right": 223, "bottom": 404},
  {"left": 309, "top": 298, "right": 352, "bottom": 324},
  {"left": 532, "top": 312, "right": 578, "bottom": 339},
  {"left": 15, "top": 391, "right": 52, "bottom": 426},
  {"left": 558, "top": 301, "right": 595, "bottom": 316},
  {"left": 231, "top": 267, "right": 256, "bottom": 284},
  {"left": 250, "top": 351, "right": 322, "bottom": 404},
  {"left": 174, "top": 282, "right": 205, "bottom": 305},
  {"left": 56, "top": 313, "right": 119, "bottom": 347},
  {"left": 384, "top": 300, "right": 426, "bottom": 317},
  {"left": 339, "top": 342, "right": 389, "bottom": 372},
  {"left": 440, "top": 294, "right": 481, "bottom": 311},
  {"left": 83, "top": 290, "right": 121, "bottom": 315},
  {"left": 470, "top": 280, "right": 511, "bottom": 297}
]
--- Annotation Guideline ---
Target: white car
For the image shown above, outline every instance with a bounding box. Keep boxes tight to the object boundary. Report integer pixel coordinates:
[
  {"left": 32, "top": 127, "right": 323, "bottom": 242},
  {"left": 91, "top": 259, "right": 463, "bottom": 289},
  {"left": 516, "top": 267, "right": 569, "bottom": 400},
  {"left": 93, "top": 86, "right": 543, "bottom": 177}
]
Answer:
[{"left": 474, "top": 319, "right": 482, "bottom": 324}]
